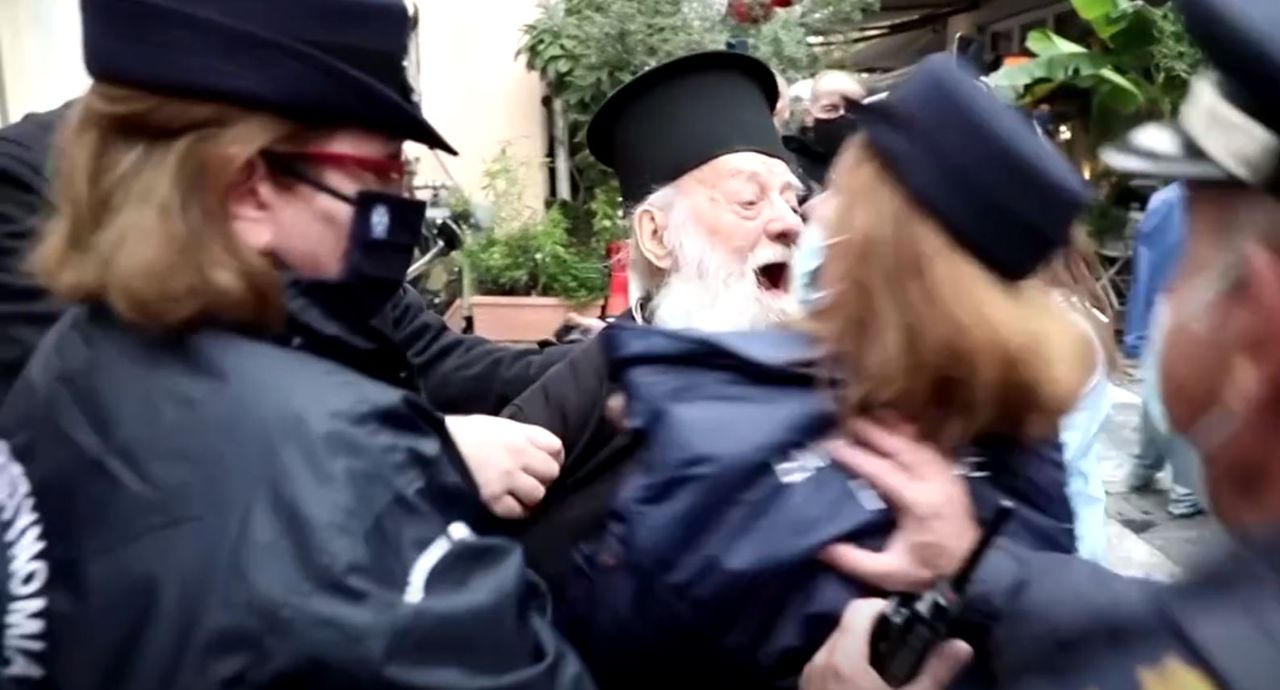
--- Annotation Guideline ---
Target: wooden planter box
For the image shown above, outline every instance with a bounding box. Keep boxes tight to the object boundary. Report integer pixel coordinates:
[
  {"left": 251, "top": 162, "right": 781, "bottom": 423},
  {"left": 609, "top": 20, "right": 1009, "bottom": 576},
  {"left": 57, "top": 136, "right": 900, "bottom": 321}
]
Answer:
[{"left": 444, "top": 295, "right": 603, "bottom": 344}]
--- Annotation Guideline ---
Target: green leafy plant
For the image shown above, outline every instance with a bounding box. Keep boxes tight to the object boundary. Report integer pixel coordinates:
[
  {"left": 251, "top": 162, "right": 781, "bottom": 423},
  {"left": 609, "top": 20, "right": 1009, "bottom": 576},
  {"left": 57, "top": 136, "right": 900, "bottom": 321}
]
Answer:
[
  {"left": 988, "top": 0, "right": 1202, "bottom": 144},
  {"left": 987, "top": 0, "right": 1201, "bottom": 244},
  {"left": 463, "top": 147, "right": 608, "bottom": 304}
]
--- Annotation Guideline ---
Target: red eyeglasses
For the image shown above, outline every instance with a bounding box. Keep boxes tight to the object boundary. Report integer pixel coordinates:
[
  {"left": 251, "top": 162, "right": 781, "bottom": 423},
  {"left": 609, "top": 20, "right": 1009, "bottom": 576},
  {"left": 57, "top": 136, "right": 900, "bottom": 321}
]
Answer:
[{"left": 263, "top": 149, "right": 415, "bottom": 186}]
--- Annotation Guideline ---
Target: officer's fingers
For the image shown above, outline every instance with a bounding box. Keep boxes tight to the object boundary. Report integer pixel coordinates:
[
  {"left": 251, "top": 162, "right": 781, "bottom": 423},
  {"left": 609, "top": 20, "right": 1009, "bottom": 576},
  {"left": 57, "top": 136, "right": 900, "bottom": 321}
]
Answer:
[
  {"left": 490, "top": 494, "right": 528, "bottom": 520},
  {"left": 819, "top": 543, "right": 932, "bottom": 593},
  {"left": 838, "top": 598, "right": 888, "bottom": 650},
  {"left": 509, "top": 472, "right": 548, "bottom": 509},
  {"left": 522, "top": 450, "right": 562, "bottom": 485},
  {"left": 800, "top": 600, "right": 889, "bottom": 690},
  {"left": 523, "top": 424, "right": 565, "bottom": 463},
  {"left": 825, "top": 440, "right": 911, "bottom": 505},
  {"left": 906, "top": 640, "right": 973, "bottom": 690}
]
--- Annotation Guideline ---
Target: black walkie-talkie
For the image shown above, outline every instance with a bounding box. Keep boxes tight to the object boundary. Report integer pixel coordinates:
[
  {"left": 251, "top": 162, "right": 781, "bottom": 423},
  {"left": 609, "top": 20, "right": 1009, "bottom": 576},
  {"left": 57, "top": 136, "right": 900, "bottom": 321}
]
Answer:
[{"left": 868, "top": 500, "right": 1015, "bottom": 687}]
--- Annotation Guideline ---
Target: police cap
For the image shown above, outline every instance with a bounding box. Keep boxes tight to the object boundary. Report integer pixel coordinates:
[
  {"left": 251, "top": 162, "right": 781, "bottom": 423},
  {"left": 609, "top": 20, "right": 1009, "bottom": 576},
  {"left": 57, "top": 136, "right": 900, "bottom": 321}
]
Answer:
[
  {"left": 1102, "top": 0, "right": 1280, "bottom": 194},
  {"left": 857, "top": 54, "right": 1091, "bottom": 281},
  {"left": 587, "top": 51, "right": 789, "bottom": 205},
  {"left": 82, "top": 0, "right": 455, "bottom": 153}
]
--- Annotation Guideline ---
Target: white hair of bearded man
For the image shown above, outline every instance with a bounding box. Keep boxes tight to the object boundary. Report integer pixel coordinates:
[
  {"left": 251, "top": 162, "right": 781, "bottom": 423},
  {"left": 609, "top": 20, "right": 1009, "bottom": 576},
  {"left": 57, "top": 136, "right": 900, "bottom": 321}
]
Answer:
[{"left": 628, "top": 185, "right": 801, "bottom": 331}]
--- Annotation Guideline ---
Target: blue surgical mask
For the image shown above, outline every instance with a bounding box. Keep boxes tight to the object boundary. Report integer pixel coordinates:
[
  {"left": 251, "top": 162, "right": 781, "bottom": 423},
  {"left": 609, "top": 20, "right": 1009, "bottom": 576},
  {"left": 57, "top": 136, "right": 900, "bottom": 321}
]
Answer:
[{"left": 791, "top": 223, "right": 832, "bottom": 311}]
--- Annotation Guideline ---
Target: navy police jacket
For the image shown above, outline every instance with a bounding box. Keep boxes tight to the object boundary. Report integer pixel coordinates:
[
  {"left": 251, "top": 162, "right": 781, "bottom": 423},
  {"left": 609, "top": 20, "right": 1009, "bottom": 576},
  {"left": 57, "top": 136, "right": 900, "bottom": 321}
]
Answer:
[
  {"left": 558, "top": 325, "right": 1076, "bottom": 689},
  {"left": 966, "top": 531, "right": 1280, "bottom": 690}
]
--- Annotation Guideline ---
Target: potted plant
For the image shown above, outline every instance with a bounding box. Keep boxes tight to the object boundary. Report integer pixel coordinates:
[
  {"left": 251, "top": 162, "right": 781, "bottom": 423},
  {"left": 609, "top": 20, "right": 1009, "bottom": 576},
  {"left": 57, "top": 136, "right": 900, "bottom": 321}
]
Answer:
[{"left": 448, "top": 148, "right": 610, "bottom": 343}]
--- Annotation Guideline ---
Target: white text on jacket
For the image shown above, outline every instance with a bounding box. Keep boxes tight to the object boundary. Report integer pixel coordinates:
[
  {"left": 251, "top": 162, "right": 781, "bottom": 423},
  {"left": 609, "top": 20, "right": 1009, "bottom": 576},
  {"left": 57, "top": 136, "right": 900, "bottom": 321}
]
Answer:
[{"left": 0, "top": 441, "right": 47, "bottom": 680}]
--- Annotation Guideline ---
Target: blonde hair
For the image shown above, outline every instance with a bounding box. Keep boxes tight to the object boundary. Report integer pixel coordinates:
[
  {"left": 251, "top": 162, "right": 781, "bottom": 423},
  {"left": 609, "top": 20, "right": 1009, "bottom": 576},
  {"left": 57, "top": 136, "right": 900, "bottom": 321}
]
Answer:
[
  {"left": 31, "top": 83, "right": 312, "bottom": 333},
  {"left": 807, "top": 139, "right": 1093, "bottom": 449}
]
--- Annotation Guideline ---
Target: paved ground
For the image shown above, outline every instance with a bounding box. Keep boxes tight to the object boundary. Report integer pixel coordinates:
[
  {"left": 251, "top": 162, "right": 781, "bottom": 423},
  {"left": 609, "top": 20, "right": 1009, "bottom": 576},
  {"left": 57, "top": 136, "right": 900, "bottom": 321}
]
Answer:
[{"left": 1096, "top": 386, "right": 1222, "bottom": 581}]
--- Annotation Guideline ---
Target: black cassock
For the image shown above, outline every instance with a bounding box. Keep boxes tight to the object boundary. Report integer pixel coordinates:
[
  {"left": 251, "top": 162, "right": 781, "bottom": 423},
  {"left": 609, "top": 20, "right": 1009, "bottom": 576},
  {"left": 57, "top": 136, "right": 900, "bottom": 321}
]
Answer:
[{"left": 498, "top": 312, "right": 638, "bottom": 587}]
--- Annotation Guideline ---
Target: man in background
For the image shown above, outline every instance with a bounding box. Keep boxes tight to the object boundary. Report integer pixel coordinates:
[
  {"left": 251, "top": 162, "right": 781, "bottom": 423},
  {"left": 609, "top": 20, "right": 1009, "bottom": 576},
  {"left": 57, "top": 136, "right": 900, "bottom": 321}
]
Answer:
[{"left": 783, "top": 69, "right": 866, "bottom": 188}]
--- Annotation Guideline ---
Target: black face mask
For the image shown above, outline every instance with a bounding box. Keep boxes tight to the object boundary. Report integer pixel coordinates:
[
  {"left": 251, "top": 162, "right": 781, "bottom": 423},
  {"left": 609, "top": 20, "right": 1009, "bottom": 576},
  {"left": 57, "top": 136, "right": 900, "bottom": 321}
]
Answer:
[
  {"left": 806, "top": 112, "right": 860, "bottom": 157},
  {"left": 263, "top": 153, "right": 426, "bottom": 322},
  {"left": 319, "top": 189, "right": 426, "bottom": 320}
]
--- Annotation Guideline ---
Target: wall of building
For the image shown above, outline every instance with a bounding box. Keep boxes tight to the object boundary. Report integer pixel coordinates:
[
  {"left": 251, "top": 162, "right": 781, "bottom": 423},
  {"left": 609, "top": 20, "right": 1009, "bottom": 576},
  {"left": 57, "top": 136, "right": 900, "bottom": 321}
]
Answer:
[
  {"left": 412, "top": 0, "right": 550, "bottom": 216},
  {"left": 0, "top": 0, "right": 90, "bottom": 125},
  {"left": 0, "top": 0, "right": 553, "bottom": 216}
]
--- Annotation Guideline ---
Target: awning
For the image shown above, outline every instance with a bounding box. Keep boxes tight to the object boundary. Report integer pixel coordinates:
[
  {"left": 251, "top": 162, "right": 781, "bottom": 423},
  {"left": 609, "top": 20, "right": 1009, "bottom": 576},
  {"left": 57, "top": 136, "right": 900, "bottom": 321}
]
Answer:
[{"left": 811, "top": 1, "right": 979, "bottom": 72}]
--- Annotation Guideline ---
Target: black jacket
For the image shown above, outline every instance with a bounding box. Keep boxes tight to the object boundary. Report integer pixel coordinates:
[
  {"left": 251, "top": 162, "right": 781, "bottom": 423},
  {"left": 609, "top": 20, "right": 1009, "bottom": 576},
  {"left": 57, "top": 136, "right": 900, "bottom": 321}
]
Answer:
[
  {"left": 0, "top": 304, "right": 594, "bottom": 689},
  {"left": 285, "top": 283, "right": 574, "bottom": 415},
  {"left": 498, "top": 315, "right": 635, "bottom": 588},
  {"left": 782, "top": 133, "right": 832, "bottom": 191},
  {"left": 0, "top": 105, "right": 70, "bottom": 402},
  {"left": 968, "top": 531, "right": 1280, "bottom": 690}
]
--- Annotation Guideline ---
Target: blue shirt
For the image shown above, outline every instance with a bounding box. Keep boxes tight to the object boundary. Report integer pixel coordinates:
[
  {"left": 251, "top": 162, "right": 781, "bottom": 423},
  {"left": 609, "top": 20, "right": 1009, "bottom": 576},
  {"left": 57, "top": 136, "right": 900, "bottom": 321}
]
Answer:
[{"left": 1123, "top": 183, "right": 1188, "bottom": 358}]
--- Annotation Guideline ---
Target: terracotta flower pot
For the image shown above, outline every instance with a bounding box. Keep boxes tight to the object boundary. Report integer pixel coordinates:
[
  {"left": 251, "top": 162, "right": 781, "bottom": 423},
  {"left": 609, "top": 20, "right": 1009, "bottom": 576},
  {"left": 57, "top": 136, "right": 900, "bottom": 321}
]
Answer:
[{"left": 446, "top": 296, "right": 603, "bottom": 344}]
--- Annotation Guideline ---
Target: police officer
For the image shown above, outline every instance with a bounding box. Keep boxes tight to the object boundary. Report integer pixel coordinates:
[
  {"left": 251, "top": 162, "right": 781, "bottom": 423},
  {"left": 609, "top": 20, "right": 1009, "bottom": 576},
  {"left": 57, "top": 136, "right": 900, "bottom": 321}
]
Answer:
[
  {"left": 814, "top": 0, "right": 1280, "bottom": 687},
  {"left": 0, "top": 1, "right": 591, "bottom": 688},
  {"left": 0, "top": 106, "right": 570, "bottom": 523}
]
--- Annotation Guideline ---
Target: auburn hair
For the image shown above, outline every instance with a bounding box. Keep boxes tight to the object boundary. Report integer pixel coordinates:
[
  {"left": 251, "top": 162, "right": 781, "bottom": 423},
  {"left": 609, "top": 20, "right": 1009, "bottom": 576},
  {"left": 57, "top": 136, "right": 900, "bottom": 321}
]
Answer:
[
  {"left": 30, "top": 83, "right": 312, "bottom": 332},
  {"left": 806, "top": 139, "right": 1093, "bottom": 449}
]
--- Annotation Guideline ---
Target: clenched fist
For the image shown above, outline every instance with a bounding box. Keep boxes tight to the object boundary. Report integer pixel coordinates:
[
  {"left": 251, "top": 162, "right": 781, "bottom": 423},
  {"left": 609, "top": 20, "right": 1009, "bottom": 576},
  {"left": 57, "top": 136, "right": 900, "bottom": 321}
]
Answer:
[{"left": 444, "top": 415, "right": 565, "bottom": 519}]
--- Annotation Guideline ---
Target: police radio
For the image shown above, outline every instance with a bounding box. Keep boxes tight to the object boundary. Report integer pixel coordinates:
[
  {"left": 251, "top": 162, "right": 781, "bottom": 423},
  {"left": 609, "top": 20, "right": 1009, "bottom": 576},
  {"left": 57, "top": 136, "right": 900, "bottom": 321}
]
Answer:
[{"left": 869, "top": 500, "right": 1014, "bottom": 687}]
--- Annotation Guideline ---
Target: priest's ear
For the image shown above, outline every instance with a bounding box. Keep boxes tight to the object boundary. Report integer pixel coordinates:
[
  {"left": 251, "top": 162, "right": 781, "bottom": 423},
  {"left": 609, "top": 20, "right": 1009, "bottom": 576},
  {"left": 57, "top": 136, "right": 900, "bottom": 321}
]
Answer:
[{"left": 633, "top": 203, "right": 675, "bottom": 271}]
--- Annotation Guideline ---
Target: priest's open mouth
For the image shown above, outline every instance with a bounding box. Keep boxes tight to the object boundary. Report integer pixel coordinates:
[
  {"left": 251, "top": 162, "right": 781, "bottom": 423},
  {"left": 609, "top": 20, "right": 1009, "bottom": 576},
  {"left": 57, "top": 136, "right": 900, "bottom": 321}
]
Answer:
[{"left": 755, "top": 262, "right": 790, "bottom": 292}]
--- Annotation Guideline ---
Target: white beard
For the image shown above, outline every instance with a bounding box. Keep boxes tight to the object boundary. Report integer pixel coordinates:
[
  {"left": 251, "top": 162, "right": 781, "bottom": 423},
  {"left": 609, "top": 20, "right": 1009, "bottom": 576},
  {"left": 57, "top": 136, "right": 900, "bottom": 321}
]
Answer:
[{"left": 647, "top": 210, "right": 800, "bottom": 332}]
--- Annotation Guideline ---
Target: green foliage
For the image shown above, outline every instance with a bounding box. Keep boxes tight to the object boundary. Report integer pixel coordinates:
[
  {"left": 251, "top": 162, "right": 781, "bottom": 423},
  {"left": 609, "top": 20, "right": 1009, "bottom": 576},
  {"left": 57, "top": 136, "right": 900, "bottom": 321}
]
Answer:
[
  {"left": 987, "top": 0, "right": 1202, "bottom": 242},
  {"left": 463, "top": 147, "right": 608, "bottom": 304},
  {"left": 988, "top": 0, "right": 1202, "bottom": 144},
  {"left": 1150, "top": 5, "right": 1203, "bottom": 112},
  {"left": 586, "top": 180, "right": 627, "bottom": 246}
]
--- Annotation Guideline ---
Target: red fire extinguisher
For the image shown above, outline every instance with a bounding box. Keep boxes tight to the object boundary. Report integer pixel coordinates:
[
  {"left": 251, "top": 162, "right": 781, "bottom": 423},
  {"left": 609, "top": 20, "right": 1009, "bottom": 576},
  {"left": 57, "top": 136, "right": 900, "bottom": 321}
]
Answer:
[{"left": 605, "top": 240, "right": 630, "bottom": 317}]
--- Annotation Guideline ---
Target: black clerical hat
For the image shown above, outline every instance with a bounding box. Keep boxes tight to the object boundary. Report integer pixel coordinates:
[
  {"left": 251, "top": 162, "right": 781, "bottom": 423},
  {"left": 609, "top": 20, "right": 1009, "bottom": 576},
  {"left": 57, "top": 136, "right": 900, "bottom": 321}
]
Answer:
[
  {"left": 857, "top": 54, "right": 1090, "bottom": 281},
  {"left": 587, "top": 51, "right": 789, "bottom": 204},
  {"left": 82, "top": 0, "right": 455, "bottom": 153},
  {"left": 1101, "top": 0, "right": 1280, "bottom": 195}
]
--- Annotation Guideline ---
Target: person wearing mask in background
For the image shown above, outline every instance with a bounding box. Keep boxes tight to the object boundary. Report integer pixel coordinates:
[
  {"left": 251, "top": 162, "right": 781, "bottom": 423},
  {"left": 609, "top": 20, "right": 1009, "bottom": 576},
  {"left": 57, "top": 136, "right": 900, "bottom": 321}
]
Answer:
[
  {"left": 0, "top": 1, "right": 593, "bottom": 687},
  {"left": 783, "top": 69, "right": 866, "bottom": 188},
  {"left": 0, "top": 103, "right": 573, "bottom": 521},
  {"left": 812, "top": 1, "right": 1280, "bottom": 687},
  {"left": 496, "top": 49, "right": 806, "bottom": 591},
  {"left": 556, "top": 54, "right": 1091, "bottom": 689}
]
